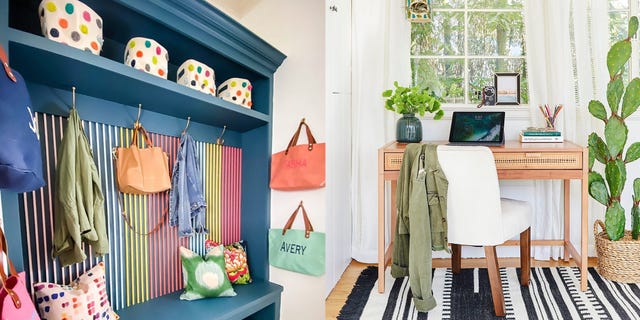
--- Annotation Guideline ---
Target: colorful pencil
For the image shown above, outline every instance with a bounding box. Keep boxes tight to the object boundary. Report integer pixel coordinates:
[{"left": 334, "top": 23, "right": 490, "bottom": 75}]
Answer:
[
  {"left": 539, "top": 105, "right": 554, "bottom": 128},
  {"left": 539, "top": 104, "right": 562, "bottom": 129}
]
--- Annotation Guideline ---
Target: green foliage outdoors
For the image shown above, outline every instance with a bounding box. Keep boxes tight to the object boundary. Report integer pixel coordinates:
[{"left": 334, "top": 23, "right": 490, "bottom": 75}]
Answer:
[
  {"left": 410, "top": 0, "right": 527, "bottom": 104},
  {"left": 588, "top": 16, "right": 640, "bottom": 241},
  {"left": 382, "top": 81, "right": 444, "bottom": 119}
]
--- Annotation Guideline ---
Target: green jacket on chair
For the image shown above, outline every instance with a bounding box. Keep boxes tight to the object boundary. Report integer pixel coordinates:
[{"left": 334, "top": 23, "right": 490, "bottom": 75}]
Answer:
[{"left": 391, "top": 143, "right": 449, "bottom": 312}]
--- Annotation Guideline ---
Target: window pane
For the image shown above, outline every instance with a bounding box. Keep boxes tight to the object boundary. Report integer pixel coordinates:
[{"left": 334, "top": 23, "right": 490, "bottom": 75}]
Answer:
[
  {"left": 609, "top": 0, "right": 629, "bottom": 10},
  {"left": 411, "top": 12, "right": 464, "bottom": 56},
  {"left": 610, "top": 11, "right": 629, "bottom": 44},
  {"left": 467, "top": 0, "right": 523, "bottom": 9},
  {"left": 410, "top": 2, "right": 528, "bottom": 106},
  {"left": 468, "top": 58, "right": 528, "bottom": 104},
  {"left": 412, "top": 58, "right": 465, "bottom": 104},
  {"left": 609, "top": 10, "right": 630, "bottom": 81},
  {"left": 432, "top": 0, "right": 464, "bottom": 9},
  {"left": 467, "top": 12, "right": 525, "bottom": 56}
]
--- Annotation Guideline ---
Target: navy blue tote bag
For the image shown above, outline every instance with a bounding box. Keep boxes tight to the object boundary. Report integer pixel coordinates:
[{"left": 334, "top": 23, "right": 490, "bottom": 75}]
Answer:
[{"left": 0, "top": 45, "right": 45, "bottom": 192}]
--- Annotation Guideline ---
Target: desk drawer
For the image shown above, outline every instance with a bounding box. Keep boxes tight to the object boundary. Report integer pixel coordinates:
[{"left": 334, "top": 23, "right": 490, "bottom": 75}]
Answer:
[
  {"left": 384, "top": 151, "right": 583, "bottom": 171},
  {"left": 494, "top": 152, "right": 582, "bottom": 169},
  {"left": 384, "top": 153, "right": 404, "bottom": 171}
]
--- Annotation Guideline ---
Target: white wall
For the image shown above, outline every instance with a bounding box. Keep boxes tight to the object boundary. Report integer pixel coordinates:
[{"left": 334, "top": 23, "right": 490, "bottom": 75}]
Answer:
[
  {"left": 325, "top": 0, "right": 353, "bottom": 297},
  {"left": 205, "top": 0, "right": 263, "bottom": 19},
  {"left": 211, "top": 1, "right": 328, "bottom": 319}
]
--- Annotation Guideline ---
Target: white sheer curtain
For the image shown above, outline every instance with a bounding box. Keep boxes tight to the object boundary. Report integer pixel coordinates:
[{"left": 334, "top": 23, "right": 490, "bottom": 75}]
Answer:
[
  {"left": 572, "top": 0, "right": 609, "bottom": 257},
  {"left": 524, "top": 0, "right": 609, "bottom": 260},
  {"left": 351, "top": 0, "right": 410, "bottom": 263}
]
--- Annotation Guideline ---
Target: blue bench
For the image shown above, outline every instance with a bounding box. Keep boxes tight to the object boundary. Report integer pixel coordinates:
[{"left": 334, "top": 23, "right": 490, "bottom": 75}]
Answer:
[{"left": 117, "top": 280, "right": 283, "bottom": 319}]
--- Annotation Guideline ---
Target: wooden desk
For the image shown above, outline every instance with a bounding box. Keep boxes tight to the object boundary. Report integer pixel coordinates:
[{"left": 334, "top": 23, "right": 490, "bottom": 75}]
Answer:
[{"left": 377, "top": 141, "right": 589, "bottom": 293}]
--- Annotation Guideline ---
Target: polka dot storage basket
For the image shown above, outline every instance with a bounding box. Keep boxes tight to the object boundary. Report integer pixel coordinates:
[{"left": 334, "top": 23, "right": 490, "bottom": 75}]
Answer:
[
  {"left": 177, "top": 59, "right": 216, "bottom": 95},
  {"left": 217, "top": 78, "right": 252, "bottom": 108},
  {"left": 38, "top": 0, "right": 103, "bottom": 55},
  {"left": 124, "top": 37, "right": 169, "bottom": 79}
]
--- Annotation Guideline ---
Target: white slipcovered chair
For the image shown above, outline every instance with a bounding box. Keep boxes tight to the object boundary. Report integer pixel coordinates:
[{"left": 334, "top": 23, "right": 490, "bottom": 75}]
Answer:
[{"left": 436, "top": 145, "right": 532, "bottom": 317}]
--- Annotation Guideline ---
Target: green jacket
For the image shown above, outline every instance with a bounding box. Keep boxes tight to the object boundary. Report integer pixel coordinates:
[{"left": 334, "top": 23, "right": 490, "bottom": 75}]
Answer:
[
  {"left": 391, "top": 143, "right": 448, "bottom": 312},
  {"left": 53, "top": 108, "right": 109, "bottom": 267}
]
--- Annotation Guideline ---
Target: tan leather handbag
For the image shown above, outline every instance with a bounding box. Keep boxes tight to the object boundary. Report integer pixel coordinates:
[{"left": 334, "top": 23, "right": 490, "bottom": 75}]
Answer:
[{"left": 114, "top": 123, "right": 171, "bottom": 194}]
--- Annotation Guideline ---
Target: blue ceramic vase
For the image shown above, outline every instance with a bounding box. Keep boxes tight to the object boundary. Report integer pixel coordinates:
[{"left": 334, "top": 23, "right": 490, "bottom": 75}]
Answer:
[{"left": 396, "top": 113, "right": 422, "bottom": 143}]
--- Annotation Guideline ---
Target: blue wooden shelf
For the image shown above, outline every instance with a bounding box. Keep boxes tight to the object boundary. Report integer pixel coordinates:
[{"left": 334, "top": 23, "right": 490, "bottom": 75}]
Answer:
[{"left": 7, "top": 28, "right": 270, "bottom": 132}]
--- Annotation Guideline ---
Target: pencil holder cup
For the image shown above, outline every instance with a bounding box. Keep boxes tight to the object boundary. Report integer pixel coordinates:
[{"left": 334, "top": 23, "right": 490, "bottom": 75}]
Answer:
[
  {"left": 546, "top": 122, "right": 555, "bottom": 130},
  {"left": 218, "top": 78, "right": 252, "bottom": 108},
  {"left": 538, "top": 104, "right": 563, "bottom": 131},
  {"left": 38, "top": 0, "right": 104, "bottom": 55},
  {"left": 124, "top": 37, "right": 169, "bottom": 79},
  {"left": 176, "top": 59, "right": 216, "bottom": 96}
]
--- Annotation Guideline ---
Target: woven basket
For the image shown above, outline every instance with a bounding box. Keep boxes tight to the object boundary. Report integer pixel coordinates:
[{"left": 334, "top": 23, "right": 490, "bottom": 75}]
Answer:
[{"left": 594, "top": 219, "right": 640, "bottom": 283}]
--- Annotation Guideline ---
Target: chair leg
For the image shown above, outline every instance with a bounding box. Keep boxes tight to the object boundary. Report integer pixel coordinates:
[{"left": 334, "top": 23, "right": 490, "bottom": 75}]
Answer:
[
  {"left": 451, "top": 244, "right": 461, "bottom": 274},
  {"left": 484, "top": 245, "right": 505, "bottom": 317},
  {"left": 520, "top": 227, "right": 531, "bottom": 286}
]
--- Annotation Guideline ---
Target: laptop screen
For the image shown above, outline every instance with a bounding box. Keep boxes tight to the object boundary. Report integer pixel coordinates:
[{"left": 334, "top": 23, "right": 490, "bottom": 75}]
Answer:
[{"left": 448, "top": 111, "right": 505, "bottom": 144}]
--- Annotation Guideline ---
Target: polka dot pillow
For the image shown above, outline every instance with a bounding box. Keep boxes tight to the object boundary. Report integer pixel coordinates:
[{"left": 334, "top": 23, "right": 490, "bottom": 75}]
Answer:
[
  {"left": 179, "top": 245, "right": 236, "bottom": 301},
  {"left": 33, "top": 262, "right": 117, "bottom": 320}
]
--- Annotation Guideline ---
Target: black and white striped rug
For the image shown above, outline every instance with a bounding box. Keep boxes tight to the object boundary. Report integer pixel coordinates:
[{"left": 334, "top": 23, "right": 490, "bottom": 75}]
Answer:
[{"left": 338, "top": 266, "right": 640, "bottom": 319}]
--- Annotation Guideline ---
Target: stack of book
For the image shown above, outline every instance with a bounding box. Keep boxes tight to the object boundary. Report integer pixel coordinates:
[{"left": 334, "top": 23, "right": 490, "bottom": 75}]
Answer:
[{"left": 520, "top": 127, "right": 563, "bottom": 143}]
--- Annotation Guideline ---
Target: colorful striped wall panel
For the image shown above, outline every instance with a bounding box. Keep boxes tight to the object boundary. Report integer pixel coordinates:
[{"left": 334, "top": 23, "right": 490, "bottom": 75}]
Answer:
[{"left": 20, "top": 113, "right": 242, "bottom": 310}]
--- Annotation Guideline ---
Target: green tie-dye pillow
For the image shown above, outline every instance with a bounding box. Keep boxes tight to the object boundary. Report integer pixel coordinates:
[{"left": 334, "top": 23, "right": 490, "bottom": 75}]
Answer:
[{"left": 179, "top": 245, "right": 236, "bottom": 300}]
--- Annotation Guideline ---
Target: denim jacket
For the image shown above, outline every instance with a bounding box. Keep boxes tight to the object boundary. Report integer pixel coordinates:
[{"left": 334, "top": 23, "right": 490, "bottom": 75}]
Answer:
[{"left": 169, "top": 133, "right": 207, "bottom": 237}]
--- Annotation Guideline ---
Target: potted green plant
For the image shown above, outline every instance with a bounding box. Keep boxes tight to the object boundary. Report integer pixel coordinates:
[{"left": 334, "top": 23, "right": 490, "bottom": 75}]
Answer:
[
  {"left": 382, "top": 81, "right": 444, "bottom": 143},
  {"left": 588, "top": 16, "right": 640, "bottom": 283}
]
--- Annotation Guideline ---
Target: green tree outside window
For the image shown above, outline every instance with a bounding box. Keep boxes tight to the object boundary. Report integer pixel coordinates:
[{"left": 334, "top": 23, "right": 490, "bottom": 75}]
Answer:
[{"left": 410, "top": 0, "right": 528, "bottom": 105}]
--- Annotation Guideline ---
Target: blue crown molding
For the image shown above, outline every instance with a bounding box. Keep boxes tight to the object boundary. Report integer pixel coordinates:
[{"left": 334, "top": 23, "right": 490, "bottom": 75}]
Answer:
[
  {"left": 0, "top": 0, "right": 7, "bottom": 49},
  {"left": 114, "top": 0, "right": 286, "bottom": 77}
]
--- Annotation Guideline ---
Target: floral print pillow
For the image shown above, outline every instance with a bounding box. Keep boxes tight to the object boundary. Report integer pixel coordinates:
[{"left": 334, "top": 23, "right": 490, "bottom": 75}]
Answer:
[{"left": 205, "top": 240, "right": 252, "bottom": 284}]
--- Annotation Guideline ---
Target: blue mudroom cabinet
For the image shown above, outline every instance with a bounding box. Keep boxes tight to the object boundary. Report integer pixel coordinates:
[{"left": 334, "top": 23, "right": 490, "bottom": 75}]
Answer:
[{"left": 0, "top": 0, "right": 286, "bottom": 318}]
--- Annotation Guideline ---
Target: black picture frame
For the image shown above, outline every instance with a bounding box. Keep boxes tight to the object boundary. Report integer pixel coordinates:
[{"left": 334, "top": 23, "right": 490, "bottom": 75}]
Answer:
[{"left": 494, "top": 72, "right": 520, "bottom": 105}]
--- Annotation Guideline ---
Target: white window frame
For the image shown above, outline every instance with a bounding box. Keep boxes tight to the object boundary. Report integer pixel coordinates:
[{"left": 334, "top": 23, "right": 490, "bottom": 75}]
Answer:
[
  {"left": 411, "top": 3, "right": 527, "bottom": 109},
  {"left": 609, "top": 0, "right": 640, "bottom": 79}
]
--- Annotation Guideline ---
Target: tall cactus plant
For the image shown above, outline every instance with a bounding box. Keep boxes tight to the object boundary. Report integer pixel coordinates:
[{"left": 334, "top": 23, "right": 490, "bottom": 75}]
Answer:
[{"left": 589, "top": 16, "right": 640, "bottom": 241}]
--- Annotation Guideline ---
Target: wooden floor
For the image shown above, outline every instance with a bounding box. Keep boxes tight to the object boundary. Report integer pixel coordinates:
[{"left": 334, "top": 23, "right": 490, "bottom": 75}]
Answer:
[{"left": 325, "top": 257, "right": 598, "bottom": 320}]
